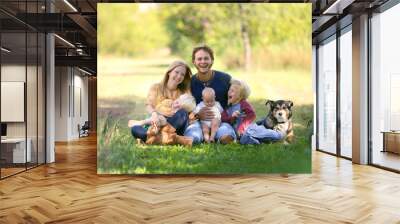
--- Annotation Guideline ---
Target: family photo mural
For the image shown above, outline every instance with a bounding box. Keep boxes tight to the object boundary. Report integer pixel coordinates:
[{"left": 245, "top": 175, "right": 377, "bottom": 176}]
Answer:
[{"left": 97, "top": 3, "right": 312, "bottom": 174}]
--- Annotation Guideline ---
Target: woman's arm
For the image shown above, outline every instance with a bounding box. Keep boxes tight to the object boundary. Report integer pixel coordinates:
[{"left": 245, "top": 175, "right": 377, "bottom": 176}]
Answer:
[{"left": 146, "top": 84, "right": 159, "bottom": 114}]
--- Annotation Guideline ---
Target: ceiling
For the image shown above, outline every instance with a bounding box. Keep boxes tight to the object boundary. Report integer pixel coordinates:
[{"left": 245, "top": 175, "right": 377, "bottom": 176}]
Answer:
[{"left": 0, "top": 0, "right": 394, "bottom": 75}]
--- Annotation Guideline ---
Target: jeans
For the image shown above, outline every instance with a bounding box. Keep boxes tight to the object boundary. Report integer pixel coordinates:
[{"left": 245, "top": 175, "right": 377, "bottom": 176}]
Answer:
[
  {"left": 131, "top": 108, "right": 189, "bottom": 142},
  {"left": 184, "top": 121, "right": 236, "bottom": 144},
  {"left": 239, "top": 124, "right": 283, "bottom": 145}
]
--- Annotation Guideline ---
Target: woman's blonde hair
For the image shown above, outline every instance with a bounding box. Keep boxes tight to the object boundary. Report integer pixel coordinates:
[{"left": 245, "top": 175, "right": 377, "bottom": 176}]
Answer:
[
  {"left": 161, "top": 60, "right": 192, "bottom": 95},
  {"left": 230, "top": 79, "right": 251, "bottom": 100}
]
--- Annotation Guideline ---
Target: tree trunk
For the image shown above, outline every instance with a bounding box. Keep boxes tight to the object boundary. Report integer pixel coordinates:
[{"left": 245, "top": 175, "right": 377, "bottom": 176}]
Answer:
[{"left": 238, "top": 4, "right": 252, "bottom": 71}]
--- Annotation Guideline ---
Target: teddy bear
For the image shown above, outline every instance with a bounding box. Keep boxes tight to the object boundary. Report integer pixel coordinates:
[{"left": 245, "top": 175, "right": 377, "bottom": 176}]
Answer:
[{"left": 145, "top": 123, "right": 193, "bottom": 147}]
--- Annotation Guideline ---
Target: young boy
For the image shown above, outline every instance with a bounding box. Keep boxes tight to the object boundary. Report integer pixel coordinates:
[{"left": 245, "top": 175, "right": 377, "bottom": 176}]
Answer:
[
  {"left": 221, "top": 79, "right": 256, "bottom": 138},
  {"left": 193, "top": 87, "right": 223, "bottom": 143}
]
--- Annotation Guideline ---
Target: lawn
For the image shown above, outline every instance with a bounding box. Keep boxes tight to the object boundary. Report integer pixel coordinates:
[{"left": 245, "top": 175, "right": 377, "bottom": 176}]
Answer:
[{"left": 97, "top": 57, "right": 313, "bottom": 174}]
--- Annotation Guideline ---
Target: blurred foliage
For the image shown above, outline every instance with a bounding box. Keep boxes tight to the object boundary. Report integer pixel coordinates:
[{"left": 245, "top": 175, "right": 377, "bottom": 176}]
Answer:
[
  {"left": 98, "top": 3, "right": 311, "bottom": 69},
  {"left": 98, "top": 4, "right": 169, "bottom": 57}
]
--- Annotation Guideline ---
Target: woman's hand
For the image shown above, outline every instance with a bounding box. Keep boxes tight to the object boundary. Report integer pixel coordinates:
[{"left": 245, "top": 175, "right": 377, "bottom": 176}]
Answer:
[
  {"left": 150, "top": 112, "right": 159, "bottom": 126},
  {"left": 197, "top": 107, "right": 215, "bottom": 120},
  {"left": 128, "top": 120, "right": 135, "bottom": 128}
]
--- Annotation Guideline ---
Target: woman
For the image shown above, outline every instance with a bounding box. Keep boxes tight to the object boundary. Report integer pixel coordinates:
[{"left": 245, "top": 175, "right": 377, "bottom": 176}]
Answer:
[
  {"left": 129, "top": 60, "right": 194, "bottom": 144},
  {"left": 184, "top": 45, "right": 236, "bottom": 144}
]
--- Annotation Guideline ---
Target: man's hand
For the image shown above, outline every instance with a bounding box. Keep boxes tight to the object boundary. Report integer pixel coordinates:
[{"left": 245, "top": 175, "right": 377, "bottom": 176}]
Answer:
[{"left": 197, "top": 107, "right": 215, "bottom": 120}]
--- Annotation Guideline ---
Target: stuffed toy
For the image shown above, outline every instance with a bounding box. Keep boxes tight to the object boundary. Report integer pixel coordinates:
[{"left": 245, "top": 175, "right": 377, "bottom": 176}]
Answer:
[{"left": 146, "top": 123, "right": 193, "bottom": 147}]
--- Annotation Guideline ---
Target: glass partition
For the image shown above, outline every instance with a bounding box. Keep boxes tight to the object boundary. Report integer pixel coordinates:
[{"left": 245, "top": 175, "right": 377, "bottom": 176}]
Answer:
[
  {"left": 339, "top": 27, "right": 352, "bottom": 158},
  {"left": 38, "top": 32, "right": 45, "bottom": 165},
  {"left": 1, "top": 30, "right": 27, "bottom": 177},
  {"left": 371, "top": 3, "right": 400, "bottom": 171},
  {"left": 0, "top": 2, "right": 46, "bottom": 179},
  {"left": 317, "top": 35, "right": 337, "bottom": 154},
  {"left": 27, "top": 30, "right": 38, "bottom": 169}
]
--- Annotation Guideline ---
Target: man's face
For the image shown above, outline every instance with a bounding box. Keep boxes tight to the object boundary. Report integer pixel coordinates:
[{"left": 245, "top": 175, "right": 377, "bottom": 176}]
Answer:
[{"left": 193, "top": 49, "right": 213, "bottom": 74}]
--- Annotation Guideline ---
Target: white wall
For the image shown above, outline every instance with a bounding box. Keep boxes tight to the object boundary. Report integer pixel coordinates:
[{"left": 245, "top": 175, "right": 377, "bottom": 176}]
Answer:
[
  {"left": 55, "top": 67, "right": 70, "bottom": 141},
  {"left": 55, "top": 67, "right": 89, "bottom": 141}
]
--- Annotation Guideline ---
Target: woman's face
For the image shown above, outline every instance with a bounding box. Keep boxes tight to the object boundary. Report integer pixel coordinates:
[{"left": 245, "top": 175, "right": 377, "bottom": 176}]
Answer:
[
  {"left": 228, "top": 84, "right": 241, "bottom": 105},
  {"left": 168, "top": 65, "right": 186, "bottom": 87},
  {"left": 193, "top": 49, "right": 213, "bottom": 74}
]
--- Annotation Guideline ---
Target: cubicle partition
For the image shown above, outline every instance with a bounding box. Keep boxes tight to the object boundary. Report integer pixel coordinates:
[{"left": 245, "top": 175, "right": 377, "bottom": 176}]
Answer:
[{"left": 0, "top": 1, "right": 46, "bottom": 179}]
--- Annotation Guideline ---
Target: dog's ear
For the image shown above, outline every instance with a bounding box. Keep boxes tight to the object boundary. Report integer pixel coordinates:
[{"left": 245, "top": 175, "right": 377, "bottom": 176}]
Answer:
[
  {"left": 286, "top": 100, "right": 293, "bottom": 108},
  {"left": 265, "top": 100, "right": 274, "bottom": 110}
]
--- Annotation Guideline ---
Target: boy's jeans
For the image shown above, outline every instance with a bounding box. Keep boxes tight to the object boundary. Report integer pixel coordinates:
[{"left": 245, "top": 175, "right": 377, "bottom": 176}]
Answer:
[
  {"left": 184, "top": 121, "right": 236, "bottom": 144},
  {"left": 239, "top": 124, "right": 283, "bottom": 145}
]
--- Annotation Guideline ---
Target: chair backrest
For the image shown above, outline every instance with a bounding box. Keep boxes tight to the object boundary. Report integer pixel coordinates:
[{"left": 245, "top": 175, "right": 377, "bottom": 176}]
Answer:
[{"left": 82, "top": 121, "right": 90, "bottom": 130}]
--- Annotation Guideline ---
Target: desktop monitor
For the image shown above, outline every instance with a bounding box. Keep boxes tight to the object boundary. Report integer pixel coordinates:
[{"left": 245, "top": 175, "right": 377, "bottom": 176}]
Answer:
[{"left": 1, "top": 123, "right": 7, "bottom": 138}]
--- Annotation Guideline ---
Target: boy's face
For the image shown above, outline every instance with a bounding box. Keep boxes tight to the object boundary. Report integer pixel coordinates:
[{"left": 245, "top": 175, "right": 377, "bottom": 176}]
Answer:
[
  {"left": 228, "top": 84, "right": 241, "bottom": 105},
  {"left": 203, "top": 92, "right": 216, "bottom": 107}
]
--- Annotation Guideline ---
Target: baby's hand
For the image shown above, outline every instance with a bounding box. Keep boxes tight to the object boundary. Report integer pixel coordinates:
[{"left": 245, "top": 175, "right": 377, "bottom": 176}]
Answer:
[{"left": 232, "top": 110, "right": 241, "bottom": 118}]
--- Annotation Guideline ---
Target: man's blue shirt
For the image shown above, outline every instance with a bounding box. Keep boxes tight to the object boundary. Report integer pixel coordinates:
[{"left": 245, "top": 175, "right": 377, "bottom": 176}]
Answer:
[{"left": 191, "top": 70, "right": 232, "bottom": 109}]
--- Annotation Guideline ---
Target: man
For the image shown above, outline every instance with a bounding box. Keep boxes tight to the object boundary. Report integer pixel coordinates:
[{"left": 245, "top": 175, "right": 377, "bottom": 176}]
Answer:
[{"left": 185, "top": 45, "right": 236, "bottom": 144}]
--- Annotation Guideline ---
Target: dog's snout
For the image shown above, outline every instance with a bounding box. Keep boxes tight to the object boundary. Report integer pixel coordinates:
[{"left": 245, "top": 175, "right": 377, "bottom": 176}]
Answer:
[{"left": 278, "top": 112, "right": 282, "bottom": 116}]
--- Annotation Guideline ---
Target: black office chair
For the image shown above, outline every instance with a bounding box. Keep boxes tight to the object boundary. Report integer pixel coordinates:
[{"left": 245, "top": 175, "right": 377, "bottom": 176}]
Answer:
[{"left": 79, "top": 121, "right": 90, "bottom": 138}]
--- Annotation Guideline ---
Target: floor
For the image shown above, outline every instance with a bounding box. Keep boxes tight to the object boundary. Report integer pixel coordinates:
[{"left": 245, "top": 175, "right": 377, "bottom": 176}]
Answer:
[
  {"left": 0, "top": 135, "right": 400, "bottom": 223},
  {"left": 0, "top": 167, "right": 25, "bottom": 177}
]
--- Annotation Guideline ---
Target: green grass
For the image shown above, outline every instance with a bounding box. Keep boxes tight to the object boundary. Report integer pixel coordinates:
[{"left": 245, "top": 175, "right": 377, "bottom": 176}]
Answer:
[
  {"left": 97, "top": 103, "right": 312, "bottom": 174},
  {"left": 97, "top": 57, "right": 313, "bottom": 174}
]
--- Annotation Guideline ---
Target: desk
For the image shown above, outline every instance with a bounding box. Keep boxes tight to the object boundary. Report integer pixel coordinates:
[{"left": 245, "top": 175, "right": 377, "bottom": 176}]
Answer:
[
  {"left": 1, "top": 138, "right": 31, "bottom": 163},
  {"left": 382, "top": 131, "right": 400, "bottom": 154}
]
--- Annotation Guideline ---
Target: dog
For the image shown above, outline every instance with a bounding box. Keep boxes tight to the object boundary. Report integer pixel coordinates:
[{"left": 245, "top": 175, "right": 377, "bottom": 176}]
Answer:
[{"left": 256, "top": 100, "right": 294, "bottom": 143}]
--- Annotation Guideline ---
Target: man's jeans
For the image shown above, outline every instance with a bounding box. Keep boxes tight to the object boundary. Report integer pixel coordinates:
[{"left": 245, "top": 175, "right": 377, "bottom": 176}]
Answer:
[
  {"left": 239, "top": 124, "right": 283, "bottom": 145},
  {"left": 184, "top": 121, "right": 236, "bottom": 144}
]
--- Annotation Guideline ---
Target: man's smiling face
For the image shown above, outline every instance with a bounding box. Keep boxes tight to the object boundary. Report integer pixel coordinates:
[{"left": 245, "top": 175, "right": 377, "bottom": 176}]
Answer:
[{"left": 193, "top": 49, "right": 213, "bottom": 74}]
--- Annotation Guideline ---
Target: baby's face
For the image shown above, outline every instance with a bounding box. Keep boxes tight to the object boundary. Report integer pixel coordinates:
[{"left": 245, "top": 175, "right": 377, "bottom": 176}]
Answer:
[{"left": 203, "top": 92, "right": 216, "bottom": 107}]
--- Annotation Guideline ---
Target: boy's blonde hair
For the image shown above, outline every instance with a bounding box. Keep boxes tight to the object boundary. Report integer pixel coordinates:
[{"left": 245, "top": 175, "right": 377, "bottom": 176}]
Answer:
[{"left": 230, "top": 79, "right": 251, "bottom": 100}]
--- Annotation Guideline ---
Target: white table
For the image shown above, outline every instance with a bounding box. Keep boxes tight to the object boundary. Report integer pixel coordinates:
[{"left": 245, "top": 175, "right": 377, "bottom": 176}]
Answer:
[{"left": 1, "top": 138, "right": 31, "bottom": 163}]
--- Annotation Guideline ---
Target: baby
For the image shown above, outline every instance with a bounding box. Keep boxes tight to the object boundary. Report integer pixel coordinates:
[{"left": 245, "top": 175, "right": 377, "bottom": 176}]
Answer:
[
  {"left": 128, "top": 93, "right": 195, "bottom": 131},
  {"left": 193, "top": 87, "right": 223, "bottom": 143},
  {"left": 221, "top": 79, "right": 256, "bottom": 137}
]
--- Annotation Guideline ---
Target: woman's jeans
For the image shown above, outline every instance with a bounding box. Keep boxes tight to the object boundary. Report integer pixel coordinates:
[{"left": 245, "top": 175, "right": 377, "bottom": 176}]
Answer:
[
  {"left": 131, "top": 109, "right": 189, "bottom": 142},
  {"left": 184, "top": 121, "right": 237, "bottom": 144},
  {"left": 239, "top": 124, "right": 283, "bottom": 145}
]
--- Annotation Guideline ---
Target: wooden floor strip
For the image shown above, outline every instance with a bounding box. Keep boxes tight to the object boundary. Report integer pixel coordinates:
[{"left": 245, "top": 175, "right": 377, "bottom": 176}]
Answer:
[{"left": 0, "top": 135, "right": 400, "bottom": 223}]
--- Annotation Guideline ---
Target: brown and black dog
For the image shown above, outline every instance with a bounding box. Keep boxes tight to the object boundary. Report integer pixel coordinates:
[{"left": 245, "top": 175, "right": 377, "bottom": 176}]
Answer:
[{"left": 256, "top": 100, "right": 294, "bottom": 143}]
